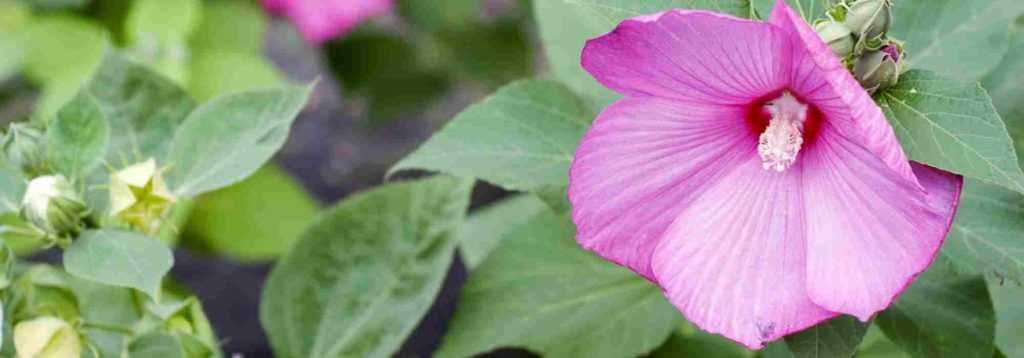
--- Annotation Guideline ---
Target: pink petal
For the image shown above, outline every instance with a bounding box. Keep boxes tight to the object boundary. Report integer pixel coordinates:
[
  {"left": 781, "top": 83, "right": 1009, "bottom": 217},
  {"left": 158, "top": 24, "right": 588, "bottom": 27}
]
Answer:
[
  {"left": 569, "top": 97, "right": 755, "bottom": 280},
  {"left": 581, "top": 10, "right": 790, "bottom": 105},
  {"left": 651, "top": 156, "right": 836, "bottom": 349},
  {"left": 801, "top": 126, "right": 962, "bottom": 320},
  {"left": 276, "top": 0, "right": 393, "bottom": 44},
  {"left": 768, "top": 0, "right": 919, "bottom": 188}
]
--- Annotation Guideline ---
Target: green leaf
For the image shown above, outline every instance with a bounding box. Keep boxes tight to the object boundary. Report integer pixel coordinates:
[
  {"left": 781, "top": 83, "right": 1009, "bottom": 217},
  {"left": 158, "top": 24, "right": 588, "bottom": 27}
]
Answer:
[
  {"left": 189, "top": 0, "right": 268, "bottom": 54},
  {"left": 751, "top": 0, "right": 827, "bottom": 20},
  {"left": 63, "top": 229, "right": 174, "bottom": 300},
  {"left": 167, "top": 84, "right": 312, "bottom": 197},
  {"left": 437, "top": 209, "right": 680, "bottom": 358},
  {"left": 438, "top": 20, "right": 533, "bottom": 89},
  {"left": 650, "top": 322, "right": 753, "bottom": 358},
  {"left": 125, "top": 0, "right": 199, "bottom": 44},
  {"left": 128, "top": 333, "right": 185, "bottom": 358},
  {"left": 990, "top": 282, "right": 1024, "bottom": 358},
  {"left": 47, "top": 92, "right": 109, "bottom": 180},
  {"left": 457, "top": 194, "right": 547, "bottom": 269},
  {"left": 187, "top": 51, "right": 281, "bottom": 101},
  {"left": 784, "top": 316, "right": 869, "bottom": 358},
  {"left": 22, "top": 15, "right": 107, "bottom": 115},
  {"left": 365, "top": 70, "right": 450, "bottom": 125},
  {"left": 391, "top": 80, "right": 590, "bottom": 191},
  {"left": 876, "top": 262, "right": 996, "bottom": 358},
  {"left": 982, "top": 27, "right": 1024, "bottom": 125},
  {"left": 181, "top": 165, "right": 318, "bottom": 261},
  {"left": 261, "top": 176, "right": 472, "bottom": 358},
  {"left": 877, "top": 70, "right": 1024, "bottom": 194},
  {"left": 0, "top": 1, "right": 28, "bottom": 81},
  {"left": 86, "top": 51, "right": 196, "bottom": 164},
  {"left": 890, "top": 0, "right": 1024, "bottom": 82},
  {"left": 942, "top": 179, "right": 1024, "bottom": 283},
  {"left": 397, "top": 0, "right": 481, "bottom": 31},
  {"left": 857, "top": 325, "right": 911, "bottom": 358},
  {"left": 533, "top": 0, "right": 750, "bottom": 110},
  {"left": 0, "top": 168, "right": 25, "bottom": 215},
  {"left": 22, "top": 0, "right": 89, "bottom": 11}
]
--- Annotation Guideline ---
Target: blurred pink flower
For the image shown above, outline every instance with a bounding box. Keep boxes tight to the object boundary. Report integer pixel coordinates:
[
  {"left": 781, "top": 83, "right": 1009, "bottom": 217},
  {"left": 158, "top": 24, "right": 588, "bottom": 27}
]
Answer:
[
  {"left": 569, "top": 0, "right": 961, "bottom": 349},
  {"left": 263, "top": 0, "right": 393, "bottom": 44}
]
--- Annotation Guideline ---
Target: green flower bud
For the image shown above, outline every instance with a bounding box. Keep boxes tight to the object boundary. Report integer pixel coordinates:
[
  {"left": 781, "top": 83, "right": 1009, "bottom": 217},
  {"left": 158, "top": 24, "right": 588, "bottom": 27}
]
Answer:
[
  {"left": 854, "top": 44, "right": 902, "bottom": 94},
  {"left": 814, "top": 20, "right": 855, "bottom": 58},
  {"left": 13, "top": 316, "right": 81, "bottom": 358},
  {"left": 845, "top": 0, "right": 893, "bottom": 41},
  {"left": 20, "top": 176, "right": 88, "bottom": 236},
  {"left": 110, "top": 159, "right": 176, "bottom": 235},
  {"left": 2, "top": 123, "right": 45, "bottom": 175}
]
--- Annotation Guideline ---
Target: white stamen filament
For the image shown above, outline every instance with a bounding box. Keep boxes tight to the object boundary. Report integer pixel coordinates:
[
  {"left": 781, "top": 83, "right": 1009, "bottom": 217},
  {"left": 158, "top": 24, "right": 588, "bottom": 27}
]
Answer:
[{"left": 757, "top": 92, "right": 808, "bottom": 172}]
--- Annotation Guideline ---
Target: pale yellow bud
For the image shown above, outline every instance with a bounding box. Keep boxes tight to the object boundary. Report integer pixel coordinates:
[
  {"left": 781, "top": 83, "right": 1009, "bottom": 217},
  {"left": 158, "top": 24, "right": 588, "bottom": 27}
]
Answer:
[{"left": 13, "top": 317, "right": 81, "bottom": 358}]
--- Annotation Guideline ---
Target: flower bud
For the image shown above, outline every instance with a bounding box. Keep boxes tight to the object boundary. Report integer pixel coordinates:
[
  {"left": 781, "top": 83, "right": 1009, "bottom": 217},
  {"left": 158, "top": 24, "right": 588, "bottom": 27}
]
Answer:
[
  {"left": 814, "top": 20, "right": 855, "bottom": 58},
  {"left": 110, "top": 159, "right": 176, "bottom": 235},
  {"left": 13, "top": 316, "right": 82, "bottom": 358},
  {"left": 844, "top": 0, "right": 893, "bottom": 41},
  {"left": 20, "top": 176, "right": 88, "bottom": 236},
  {"left": 2, "top": 122, "right": 45, "bottom": 175},
  {"left": 854, "top": 43, "right": 902, "bottom": 94}
]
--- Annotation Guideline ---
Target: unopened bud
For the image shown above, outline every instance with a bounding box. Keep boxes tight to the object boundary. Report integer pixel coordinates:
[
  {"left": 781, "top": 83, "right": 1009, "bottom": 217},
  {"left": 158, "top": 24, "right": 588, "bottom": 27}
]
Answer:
[
  {"left": 2, "top": 122, "right": 45, "bottom": 175},
  {"left": 845, "top": 0, "right": 893, "bottom": 41},
  {"left": 110, "top": 159, "right": 176, "bottom": 235},
  {"left": 20, "top": 176, "right": 88, "bottom": 236},
  {"left": 814, "top": 20, "right": 855, "bottom": 58},
  {"left": 854, "top": 43, "right": 902, "bottom": 94},
  {"left": 13, "top": 316, "right": 81, "bottom": 358}
]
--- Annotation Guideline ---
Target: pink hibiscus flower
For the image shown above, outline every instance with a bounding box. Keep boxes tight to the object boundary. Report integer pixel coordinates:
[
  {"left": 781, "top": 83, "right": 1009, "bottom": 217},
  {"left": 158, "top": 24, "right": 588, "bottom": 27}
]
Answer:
[
  {"left": 262, "top": 0, "right": 393, "bottom": 44},
  {"left": 568, "top": 0, "right": 962, "bottom": 349}
]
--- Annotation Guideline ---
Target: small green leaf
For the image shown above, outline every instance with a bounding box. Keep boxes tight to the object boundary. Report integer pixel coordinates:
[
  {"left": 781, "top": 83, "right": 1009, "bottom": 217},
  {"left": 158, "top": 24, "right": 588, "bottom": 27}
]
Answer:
[
  {"left": 86, "top": 51, "right": 196, "bottom": 164},
  {"left": 0, "top": 168, "right": 25, "bottom": 215},
  {"left": 391, "top": 80, "right": 590, "bottom": 191},
  {"left": 856, "top": 325, "right": 911, "bottom": 358},
  {"left": 437, "top": 209, "right": 680, "bottom": 358},
  {"left": 182, "top": 165, "right": 318, "bottom": 261},
  {"left": 63, "top": 229, "right": 174, "bottom": 299},
  {"left": 890, "top": 0, "right": 1024, "bottom": 82},
  {"left": 167, "top": 84, "right": 312, "bottom": 197},
  {"left": 784, "top": 316, "right": 869, "bottom": 358},
  {"left": 457, "top": 194, "right": 547, "bottom": 269},
  {"left": 532, "top": 0, "right": 750, "bottom": 110},
  {"left": 261, "top": 176, "right": 472, "bottom": 358},
  {"left": 877, "top": 70, "right": 1024, "bottom": 194},
  {"left": 47, "top": 92, "right": 109, "bottom": 180},
  {"left": 128, "top": 333, "right": 185, "bottom": 358},
  {"left": 876, "top": 261, "right": 996, "bottom": 358},
  {"left": 942, "top": 179, "right": 1024, "bottom": 283}
]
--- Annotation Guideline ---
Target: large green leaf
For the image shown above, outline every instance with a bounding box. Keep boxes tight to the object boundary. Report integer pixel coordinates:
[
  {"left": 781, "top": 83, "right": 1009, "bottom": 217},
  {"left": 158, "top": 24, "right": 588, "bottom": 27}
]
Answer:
[
  {"left": 982, "top": 27, "right": 1024, "bottom": 125},
  {"left": 532, "top": 0, "right": 750, "bottom": 110},
  {"left": 890, "top": 0, "right": 1024, "bottom": 82},
  {"left": 456, "top": 194, "right": 547, "bottom": 269},
  {"left": 877, "top": 70, "right": 1024, "bottom": 194},
  {"left": 876, "top": 262, "right": 996, "bottom": 358},
  {"left": 942, "top": 179, "right": 1024, "bottom": 283},
  {"left": 261, "top": 176, "right": 472, "bottom": 358},
  {"left": 751, "top": 0, "right": 828, "bottom": 20},
  {"left": 391, "top": 80, "right": 590, "bottom": 191},
  {"left": 182, "top": 165, "right": 318, "bottom": 261},
  {"left": 166, "top": 84, "right": 312, "bottom": 197},
  {"left": 990, "top": 282, "right": 1024, "bottom": 358},
  {"left": 437, "top": 209, "right": 680, "bottom": 358},
  {"left": 86, "top": 51, "right": 196, "bottom": 164},
  {"left": 63, "top": 229, "right": 174, "bottom": 300},
  {"left": 783, "top": 316, "right": 869, "bottom": 358},
  {"left": 47, "top": 92, "right": 109, "bottom": 180},
  {"left": 857, "top": 325, "right": 911, "bottom": 358}
]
